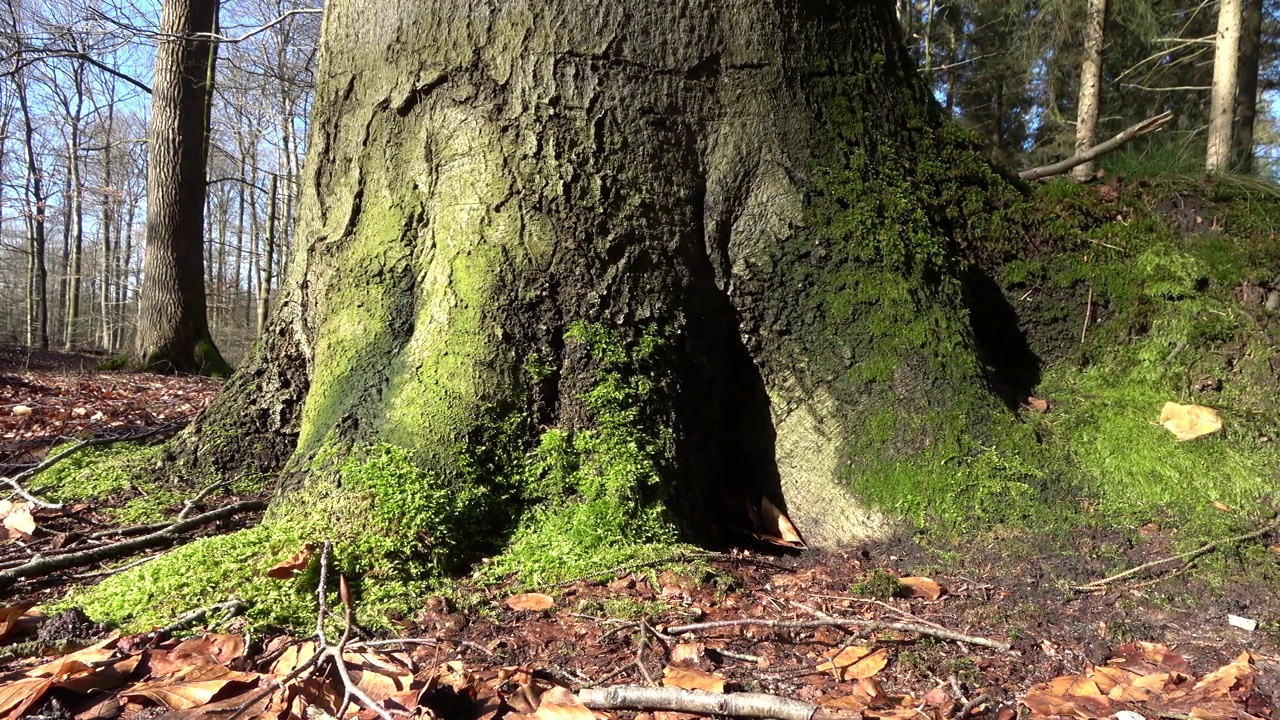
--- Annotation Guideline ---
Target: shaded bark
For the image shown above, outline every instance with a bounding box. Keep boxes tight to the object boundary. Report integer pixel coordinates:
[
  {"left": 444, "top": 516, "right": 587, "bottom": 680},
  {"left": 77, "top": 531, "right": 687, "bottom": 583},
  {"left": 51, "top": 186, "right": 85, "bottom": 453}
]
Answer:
[
  {"left": 180, "top": 0, "right": 1027, "bottom": 551},
  {"left": 1070, "top": 0, "right": 1107, "bottom": 181},
  {"left": 133, "top": 0, "right": 228, "bottom": 375},
  {"left": 1206, "top": 0, "right": 1242, "bottom": 173},
  {"left": 1232, "top": 0, "right": 1262, "bottom": 172}
]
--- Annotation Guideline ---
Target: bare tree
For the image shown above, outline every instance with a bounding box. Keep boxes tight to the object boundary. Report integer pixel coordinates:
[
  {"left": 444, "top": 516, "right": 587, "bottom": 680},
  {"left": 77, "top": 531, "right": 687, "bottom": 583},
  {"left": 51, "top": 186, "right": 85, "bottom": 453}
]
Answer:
[
  {"left": 1205, "top": 0, "right": 1242, "bottom": 173},
  {"left": 1070, "top": 0, "right": 1108, "bottom": 181},
  {"left": 133, "top": 0, "right": 228, "bottom": 374}
]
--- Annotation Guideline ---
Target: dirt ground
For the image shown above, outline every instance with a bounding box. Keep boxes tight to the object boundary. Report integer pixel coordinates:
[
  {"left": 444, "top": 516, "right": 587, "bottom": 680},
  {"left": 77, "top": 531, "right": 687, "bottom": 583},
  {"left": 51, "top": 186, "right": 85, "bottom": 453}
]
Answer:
[{"left": 0, "top": 350, "right": 1276, "bottom": 720}]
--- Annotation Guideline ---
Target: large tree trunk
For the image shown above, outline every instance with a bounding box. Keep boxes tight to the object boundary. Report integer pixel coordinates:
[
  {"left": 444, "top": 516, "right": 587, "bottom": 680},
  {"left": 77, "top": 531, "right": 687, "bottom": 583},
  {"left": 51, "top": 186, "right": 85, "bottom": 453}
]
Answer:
[
  {"left": 175, "top": 0, "right": 1026, "bottom": 569},
  {"left": 133, "top": 0, "right": 230, "bottom": 375}
]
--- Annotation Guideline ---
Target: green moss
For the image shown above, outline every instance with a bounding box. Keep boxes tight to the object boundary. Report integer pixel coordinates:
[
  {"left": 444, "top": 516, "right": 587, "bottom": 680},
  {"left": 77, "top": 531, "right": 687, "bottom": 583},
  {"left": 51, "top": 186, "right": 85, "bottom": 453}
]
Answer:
[
  {"left": 63, "top": 523, "right": 317, "bottom": 631},
  {"left": 33, "top": 443, "right": 161, "bottom": 503},
  {"left": 850, "top": 568, "right": 905, "bottom": 599}
]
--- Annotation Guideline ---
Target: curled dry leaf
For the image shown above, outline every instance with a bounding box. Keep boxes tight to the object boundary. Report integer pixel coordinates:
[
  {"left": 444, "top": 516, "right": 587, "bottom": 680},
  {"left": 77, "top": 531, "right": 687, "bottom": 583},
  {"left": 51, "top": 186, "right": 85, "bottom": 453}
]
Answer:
[
  {"left": 898, "top": 576, "right": 944, "bottom": 601},
  {"left": 670, "top": 642, "right": 706, "bottom": 666},
  {"left": 0, "top": 500, "right": 36, "bottom": 542},
  {"left": 1024, "top": 396, "right": 1050, "bottom": 413},
  {"left": 10, "top": 405, "right": 31, "bottom": 417},
  {"left": 1158, "top": 402, "right": 1222, "bottom": 441},
  {"left": 816, "top": 645, "right": 890, "bottom": 681},
  {"left": 505, "top": 593, "right": 556, "bottom": 612},
  {"left": 759, "top": 496, "right": 805, "bottom": 548},
  {"left": 123, "top": 665, "right": 259, "bottom": 711},
  {"left": 661, "top": 666, "right": 726, "bottom": 693},
  {"left": 534, "top": 686, "right": 596, "bottom": 720},
  {"left": 266, "top": 544, "right": 315, "bottom": 579}
]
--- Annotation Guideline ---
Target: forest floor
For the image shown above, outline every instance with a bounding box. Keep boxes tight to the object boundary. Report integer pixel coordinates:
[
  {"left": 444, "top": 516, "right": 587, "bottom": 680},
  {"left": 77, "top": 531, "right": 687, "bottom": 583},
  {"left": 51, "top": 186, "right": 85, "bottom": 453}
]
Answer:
[{"left": 0, "top": 351, "right": 1277, "bottom": 720}]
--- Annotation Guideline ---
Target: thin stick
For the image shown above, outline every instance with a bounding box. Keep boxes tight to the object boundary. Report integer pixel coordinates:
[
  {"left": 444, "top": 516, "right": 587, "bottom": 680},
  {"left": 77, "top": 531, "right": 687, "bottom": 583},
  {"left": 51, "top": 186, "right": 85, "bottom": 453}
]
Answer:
[
  {"left": 1018, "top": 111, "right": 1174, "bottom": 180},
  {"left": 663, "top": 617, "right": 1010, "bottom": 652},
  {"left": 579, "top": 685, "right": 820, "bottom": 720},
  {"left": 1081, "top": 286, "right": 1094, "bottom": 343},
  {"left": 1073, "top": 518, "right": 1280, "bottom": 592},
  {"left": 0, "top": 499, "right": 265, "bottom": 591}
]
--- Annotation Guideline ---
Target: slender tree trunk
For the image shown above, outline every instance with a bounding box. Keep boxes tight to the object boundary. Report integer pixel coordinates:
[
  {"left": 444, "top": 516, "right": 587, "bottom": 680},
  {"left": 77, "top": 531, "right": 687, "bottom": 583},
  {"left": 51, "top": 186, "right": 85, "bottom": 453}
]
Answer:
[
  {"left": 64, "top": 123, "right": 85, "bottom": 349},
  {"left": 133, "top": 0, "right": 229, "bottom": 374},
  {"left": 1206, "top": 0, "right": 1243, "bottom": 173},
  {"left": 15, "top": 75, "right": 48, "bottom": 350},
  {"left": 1070, "top": 0, "right": 1108, "bottom": 181},
  {"left": 1232, "top": 0, "right": 1262, "bottom": 172},
  {"left": 100, "top": 103, "right": 117, "bottom": 350},
  {"left": 256, "top": 172, "right": 277, "bottom": 335}
]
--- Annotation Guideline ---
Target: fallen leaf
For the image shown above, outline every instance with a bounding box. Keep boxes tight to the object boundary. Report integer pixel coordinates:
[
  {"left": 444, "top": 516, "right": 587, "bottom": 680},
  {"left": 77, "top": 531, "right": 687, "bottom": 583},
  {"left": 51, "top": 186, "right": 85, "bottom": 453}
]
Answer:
[
  {"left": 0, "top": 604, "right": 33, "bottom": 642},
  {"left": 0, "top": 501, "right": 35, "bottom": 541},
  {"left": 534, "top": 686, "right": 595, "bottom": 720},
  {"left": 1024, "top": 396, "right": 1050, "bottom": 413},
  {"left": 898, "top": 576, "right": 944, "bottom": 601},
  {"left": 760, "top": 496, "right": 805, "bottom": 547},
  {"left": 662, "top": 666, "right": 725, "bottom": 693},
  {"left": 124, "top": 665, "right": 259, "bottom": 710},
  {"left": 505, "top": 593, "right": 555, "bottom": 612},
  {"left": 10, "top": 405, "right": 30, "bottom": 416},
  {"left": 817, "top": 646, "right": 890, "bottom": 681},
  {"left": 1159, "top": 402, "right": 1222, "bottom": 441},
  {"left": 670, "top": 642, "right": 706, "bottom": 666},
  {"left": 266, "top": 545, "right": 315, "bottom": 579}
]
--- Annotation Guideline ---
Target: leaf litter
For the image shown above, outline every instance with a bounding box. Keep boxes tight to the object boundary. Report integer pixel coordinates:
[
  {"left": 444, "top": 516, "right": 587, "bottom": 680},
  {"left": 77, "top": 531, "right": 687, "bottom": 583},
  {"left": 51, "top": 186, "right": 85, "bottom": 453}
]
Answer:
[{"left": 1, "top": 353, "right": 1278, "bottom": 720}]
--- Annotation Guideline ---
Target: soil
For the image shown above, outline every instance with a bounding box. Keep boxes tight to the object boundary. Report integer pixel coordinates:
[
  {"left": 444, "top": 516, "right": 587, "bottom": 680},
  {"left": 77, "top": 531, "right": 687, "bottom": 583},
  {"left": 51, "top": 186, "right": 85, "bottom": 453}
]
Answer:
[{"left": 0, "top": 350, "right": 1277, "bottom": 720}]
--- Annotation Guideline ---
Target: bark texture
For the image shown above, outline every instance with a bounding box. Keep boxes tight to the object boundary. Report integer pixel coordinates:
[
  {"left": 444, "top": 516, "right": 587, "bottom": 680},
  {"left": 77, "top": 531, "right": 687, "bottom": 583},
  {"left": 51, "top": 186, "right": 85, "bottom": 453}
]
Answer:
[
  {"left": 134, "top": 0, "right": 229, "bottom": 375},
  {"left": 1070, "top": 0, "right": 1107, "bottom": 182},
  {"left": 184, "top": 0, "right": 1025, "bottom": 551},
  {"left": 1206, "top": 0, "right": 1242, "bottom": 174}
]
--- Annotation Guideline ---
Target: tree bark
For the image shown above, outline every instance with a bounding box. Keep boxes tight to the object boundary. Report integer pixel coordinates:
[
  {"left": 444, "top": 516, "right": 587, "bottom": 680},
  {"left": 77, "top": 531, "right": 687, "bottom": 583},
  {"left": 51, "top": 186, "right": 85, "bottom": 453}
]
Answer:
[
  {"left": 1232, "top": 0, "right": 1262, "bottom": 172},
  {"left": 133, "top": 0, "right": 229, "bottom": 375},
  {"left": 1205, "top": 0, "right": 1242, "bottom": 174},
  {"left": 173, "top": 0, "right": 1027, "bottom": 557},
  {"left": 1070, "top": 0, "right": 1107, "bottom": 181}
]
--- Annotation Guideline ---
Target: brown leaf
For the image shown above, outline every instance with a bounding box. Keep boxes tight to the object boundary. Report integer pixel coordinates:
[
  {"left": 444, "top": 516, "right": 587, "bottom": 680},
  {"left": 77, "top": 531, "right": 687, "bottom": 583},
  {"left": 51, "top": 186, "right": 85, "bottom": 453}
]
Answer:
[
  {"left": 1024, "top": 396, "right": 1050, "bottom": 413},
  {"left": 817, "top": 646, "right": 890, "bottom": 681},
  {"left": 1159, "top": 402, "right": 1223, "bottom": 441},
  {"left": 0, "top": 676, "right": 53, "bottom": 720},
  {"left": 920, "top": 687, "right": 951, "bottom": 707},
  {"left": 898, "top": 577, "right": 944, "bottom": 601},
  {"left": 170, "top": 634, "right": 245, "bottom": 665},
  {"left": 266, "top": 545, "right": 314, "bottom": 579},
  {"left": 759, "top": 497, "right": 805, "bottom": 547},
  {"left": 533, "top": 686, "right": 595, "bottom": 720},
  {"left": 505, "top": 593, "right": 555, "bottom": 612},
  {"left": 124, "top": 665, "right": 259, "bottom": 710},
  {"left": 661, "top": 666, "right": 725, "bottom": 693},
  {"left": 669, "top": 642, "right": 706, "bottom": 666},
  {"left": 0, "top": 604, "right": 33, "bottom": 643},
  {"left": 0, "top": 501, "right": 35, "bottom": 541}
]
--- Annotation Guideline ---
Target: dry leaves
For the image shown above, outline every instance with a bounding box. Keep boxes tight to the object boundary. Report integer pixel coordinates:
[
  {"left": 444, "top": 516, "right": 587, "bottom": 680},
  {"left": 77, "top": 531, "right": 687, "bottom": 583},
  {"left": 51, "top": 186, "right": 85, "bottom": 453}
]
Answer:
[
  {"left": 816, "top": 645, "right": 891, "bottom": 681},
  {"left": 505, "top": 593, "right": 556, "bottom": 612},
  {"left": 1158, "top": 402, "right": 1223, "bottom": 441},
  {"left": 661, "top": 666, "right": 725, "bottom": 693},
  {"left": 1023, "top": 643, "right": 1267, "bottom": 720},
  {"left": 898, "top": 576, "right": 944, "bottom": 601}
]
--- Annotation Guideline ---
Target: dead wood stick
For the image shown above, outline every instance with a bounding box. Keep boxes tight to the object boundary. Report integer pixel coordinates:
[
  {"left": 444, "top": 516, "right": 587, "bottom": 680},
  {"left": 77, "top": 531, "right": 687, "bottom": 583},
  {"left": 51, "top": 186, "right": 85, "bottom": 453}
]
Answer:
[
  {"left": 0, "top": 499, "right": 265, "bottom": 591},
  {"left": 1018, "top": 111, "right": 1174, "bottom": 181},
  {"left": 1073, "top": 517, "right": 1280, "bottom": 592},
  {"left": 664, "top": 617, "right": 1011, "bottom": 652},
  {"left": 579, "top": 686, "right": 824, "bottom": 720}
]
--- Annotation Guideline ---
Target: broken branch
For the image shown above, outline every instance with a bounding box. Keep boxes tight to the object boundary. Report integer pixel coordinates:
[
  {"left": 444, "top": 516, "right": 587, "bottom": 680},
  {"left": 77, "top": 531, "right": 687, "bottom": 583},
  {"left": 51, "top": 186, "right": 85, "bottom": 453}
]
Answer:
[
  {"left": 663, "top": 617, "right": 1011, "bottom": 652},
  {"left": 579, "top": 685, "right": 821, "bottom": 720},
  {"left": 1018, "top": 111, "right": 1174, "bottom": 181}
]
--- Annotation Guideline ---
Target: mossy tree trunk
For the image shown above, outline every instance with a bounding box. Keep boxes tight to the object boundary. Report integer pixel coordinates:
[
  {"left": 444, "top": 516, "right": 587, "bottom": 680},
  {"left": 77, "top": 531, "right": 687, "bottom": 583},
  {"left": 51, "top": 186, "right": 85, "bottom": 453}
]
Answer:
[{"left": 179, "top": 0, "right": 1027, "bottom": 569}]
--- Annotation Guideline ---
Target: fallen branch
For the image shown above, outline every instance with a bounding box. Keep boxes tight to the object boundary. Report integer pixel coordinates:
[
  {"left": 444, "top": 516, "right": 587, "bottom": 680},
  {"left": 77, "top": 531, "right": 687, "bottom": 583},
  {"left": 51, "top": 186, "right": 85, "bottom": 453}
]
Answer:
[
  {"left": 663, "top": 617, "right": 1011, "bottom": 652},
  {"left": 1018, "top": 111, "right": 1174, "bottom": 181},
  {"left": 1074, "top": 517, "right": 1280, "bottom": 592},
  {"left": 580, "top": 686, "right": 826, "bottom": 720},
  {"left": 0, "top": 499, "right": 265, "bottom": 591}
]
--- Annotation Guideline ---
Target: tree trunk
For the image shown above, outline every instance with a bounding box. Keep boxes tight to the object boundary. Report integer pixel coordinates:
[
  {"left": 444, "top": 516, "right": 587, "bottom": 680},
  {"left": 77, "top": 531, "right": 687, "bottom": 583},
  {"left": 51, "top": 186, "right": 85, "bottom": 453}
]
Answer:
[
  {"left": 1206, "top": 0, "right": 1242, "bottom": 173},
  {"left": 15, "top": 74, "right": 48, "bottom": 350},
  {"left": 169, "top": 0, "right": 1028, "bottom": 581},
  {"left": 1232, "top": 0, "right": 1262, "bottom": 172},
  {"left": 133, "top": 0, "right": 230, "bottom": 375},
  {"left": 1070, "top": 0, "right": 1107, "bottom": 181}
]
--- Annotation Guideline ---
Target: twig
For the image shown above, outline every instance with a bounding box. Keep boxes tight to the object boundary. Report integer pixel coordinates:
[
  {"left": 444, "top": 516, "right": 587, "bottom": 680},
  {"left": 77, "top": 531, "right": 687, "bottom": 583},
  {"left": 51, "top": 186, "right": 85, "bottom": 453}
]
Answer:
[
  {"left": 178, "top": 479, "right": 231, "bottom": 520},
  {"left": 579, "top": 685, "right": 822, "bottom": 720},
  {"left": 663, "top": 617, "right": 1010, "bottom": 652},
  {"left": 1073, "top": 518, "right": 1280, "bottom": 592},
  {"left": 6, "top": 425, "right": 176, "bottom": 510},
  {"left": 958, "top": 693, "right": 991, "bottom": 720},
  {"left": 1081, "top": 286, "right": 1094, "bottom": 344},
  {"left": 636, "top": 621, "right": 656, "bottom": 686},
  {"left": 584, "top": 660, "right": 641, "bottom": 688},
  {"left": 158, "top": 600, "right": 246, "bottom": 638},
  {"left": 0, "top": 499, "right": 265, "bottom": 591},
  {"left": 226, "top": 641, "right": 324, "bottom": 720},
  {"left": 1018, "top": 111, "right": 1175, "bottom": 180}
]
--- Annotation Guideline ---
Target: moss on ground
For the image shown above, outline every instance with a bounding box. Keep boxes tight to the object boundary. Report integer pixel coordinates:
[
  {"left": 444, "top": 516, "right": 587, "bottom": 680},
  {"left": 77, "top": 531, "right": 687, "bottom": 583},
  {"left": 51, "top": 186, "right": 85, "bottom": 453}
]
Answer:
[{"left": 32, "top": 443, "right": 185, "bottom": 525}]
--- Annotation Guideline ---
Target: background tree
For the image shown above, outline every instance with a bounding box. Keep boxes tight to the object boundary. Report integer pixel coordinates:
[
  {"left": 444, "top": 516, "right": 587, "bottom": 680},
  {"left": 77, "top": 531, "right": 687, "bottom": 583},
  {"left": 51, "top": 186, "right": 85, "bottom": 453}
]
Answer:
[
  {"left": 1071, "top": 0, "right": 1109, "bottom": 180},
  {"left": 1207, "top": 0, "right": 1244, "bottom": 172},
  {"left": 133, "top": 0, "right": 227, "bottom": 374}
]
